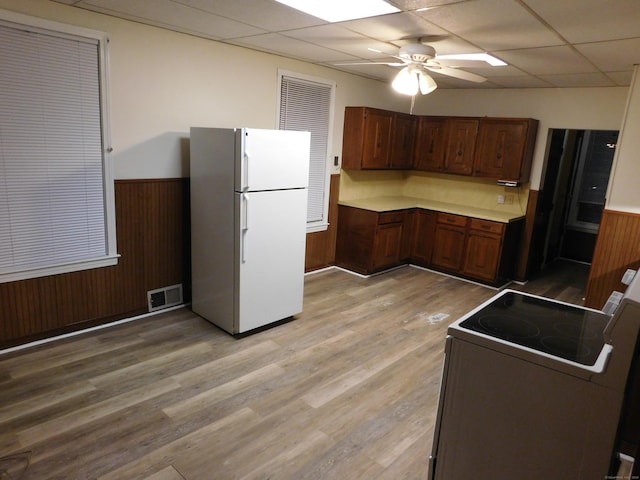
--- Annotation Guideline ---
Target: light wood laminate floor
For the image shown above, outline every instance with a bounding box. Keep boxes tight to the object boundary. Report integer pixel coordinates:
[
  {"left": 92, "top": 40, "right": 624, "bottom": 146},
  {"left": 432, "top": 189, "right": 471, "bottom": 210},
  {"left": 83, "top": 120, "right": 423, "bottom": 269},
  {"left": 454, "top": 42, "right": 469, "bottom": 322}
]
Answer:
[{"left": 0, "top": 262, "right": 603, "bottom": 479}]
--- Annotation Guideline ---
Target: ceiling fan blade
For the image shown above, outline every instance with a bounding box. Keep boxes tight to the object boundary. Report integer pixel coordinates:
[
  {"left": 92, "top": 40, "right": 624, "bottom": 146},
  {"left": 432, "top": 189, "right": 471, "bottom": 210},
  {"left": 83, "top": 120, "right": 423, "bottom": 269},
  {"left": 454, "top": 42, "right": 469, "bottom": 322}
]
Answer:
[
  {"left": 333, "top": 61, "right": 405, "bottom": 67},
  {"left": 425, "top": 65, "right": 487, "bottom": 83},
  {"left": 434, "top": 58, "right": 488, "bottom": 68}
]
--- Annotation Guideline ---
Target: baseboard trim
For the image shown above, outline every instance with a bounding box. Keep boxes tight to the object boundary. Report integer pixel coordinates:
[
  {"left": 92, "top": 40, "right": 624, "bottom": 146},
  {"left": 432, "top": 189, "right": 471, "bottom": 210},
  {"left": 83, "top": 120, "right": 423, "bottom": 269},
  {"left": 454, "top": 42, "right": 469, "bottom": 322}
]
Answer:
[{"left": 0, "top": 304, "right": 188, "bottom": 357}]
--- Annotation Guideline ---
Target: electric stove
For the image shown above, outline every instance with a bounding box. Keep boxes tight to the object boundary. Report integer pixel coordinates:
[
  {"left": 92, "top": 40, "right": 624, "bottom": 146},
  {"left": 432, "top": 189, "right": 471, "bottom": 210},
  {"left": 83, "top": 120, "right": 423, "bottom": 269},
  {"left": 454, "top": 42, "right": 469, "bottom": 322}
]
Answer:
[
  {"left": 428, "top": 278, "right": 640, "bottom": 480},
  {"left": 457, "top": 290, "right": 609, "bottom": 366}
]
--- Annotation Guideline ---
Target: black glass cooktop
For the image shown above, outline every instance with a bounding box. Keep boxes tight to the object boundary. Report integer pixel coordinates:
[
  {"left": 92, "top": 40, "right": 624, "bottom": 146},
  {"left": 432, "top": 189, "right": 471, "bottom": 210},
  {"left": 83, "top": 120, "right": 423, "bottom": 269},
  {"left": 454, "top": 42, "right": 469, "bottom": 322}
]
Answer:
[{"left": 459, "top": 291, "right": 609, "bottom": 366}]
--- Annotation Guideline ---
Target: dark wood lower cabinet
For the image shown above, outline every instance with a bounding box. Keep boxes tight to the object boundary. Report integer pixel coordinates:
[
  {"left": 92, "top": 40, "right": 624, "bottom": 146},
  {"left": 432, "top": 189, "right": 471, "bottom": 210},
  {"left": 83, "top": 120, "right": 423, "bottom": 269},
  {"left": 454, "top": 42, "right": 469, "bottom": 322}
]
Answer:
[
  {"left": 410, "top": 209, "right": 436, "bottom": 266},
  {"left": 432, "top": 213, "right": 468, "bottom": 272},
  {"left": 337, "top": 205, "right": 522, "bottom": 285},
  {"left": 463, "top": 231, "right": 502, "bottom": 281},
  {"left": 462, "top": 218, "right": 506, "bottom": 281},
  {"left": 336, "top": 206, "right": 409, "bottom": 275},
  {"left": 372, "top": 223, "right": 404, "bottom": 271}
]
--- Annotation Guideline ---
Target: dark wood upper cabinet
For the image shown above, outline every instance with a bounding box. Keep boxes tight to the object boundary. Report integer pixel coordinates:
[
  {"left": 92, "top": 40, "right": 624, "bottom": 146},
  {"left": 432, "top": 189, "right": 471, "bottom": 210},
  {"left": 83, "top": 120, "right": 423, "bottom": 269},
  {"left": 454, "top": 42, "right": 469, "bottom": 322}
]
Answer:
[
  {"left": 390, "top": 113, "right": 418, "bottom": 169},
  {"left": 444, "top": 118, "right": 479, "bottom": 175},
  {"left": 342, "top": 107, "right": 393, "bottom": 170},
  {"left": 414, "top": 116, "right": 448, "bottom": 172},
  {"left": 474, "top": 118, "right": 538, "bottom": 182},
  {"left": 342, "top": 107, "right": 538, "bottom": 181}
]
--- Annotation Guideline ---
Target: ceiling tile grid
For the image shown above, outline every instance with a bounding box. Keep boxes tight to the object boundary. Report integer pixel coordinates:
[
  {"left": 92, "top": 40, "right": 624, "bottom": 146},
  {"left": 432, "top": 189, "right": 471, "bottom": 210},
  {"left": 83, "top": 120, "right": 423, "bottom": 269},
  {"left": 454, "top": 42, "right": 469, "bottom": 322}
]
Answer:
[{"left": 49, "top": 0, "right": 640, "bottom": 89}]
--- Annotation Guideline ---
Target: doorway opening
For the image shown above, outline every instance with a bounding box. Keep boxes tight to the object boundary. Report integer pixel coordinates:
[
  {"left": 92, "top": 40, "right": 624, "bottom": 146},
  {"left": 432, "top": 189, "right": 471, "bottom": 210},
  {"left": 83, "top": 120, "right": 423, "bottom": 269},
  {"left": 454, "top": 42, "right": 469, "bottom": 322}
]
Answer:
[{"left": 536, "top": 129, "right": 618, "bottom": 270}]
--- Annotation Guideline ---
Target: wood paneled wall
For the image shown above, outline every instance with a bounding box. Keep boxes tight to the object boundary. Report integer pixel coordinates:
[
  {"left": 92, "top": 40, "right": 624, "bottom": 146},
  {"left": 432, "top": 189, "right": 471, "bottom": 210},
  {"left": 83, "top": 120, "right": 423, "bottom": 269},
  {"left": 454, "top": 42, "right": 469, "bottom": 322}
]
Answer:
[
  {"left": 305, "top": 174, "right": 340, "bottom": 272},
  {"left": 515, "top": 189, "right": 539, "bottom": 281},
  {"left": 1, "top": 175, "right": 340, "bottom": 348},
  {"left": 0, "top": 179, "right": 190, "bottom": 348},
  {"left": 6, "top": 174, "right": 635, "bottom": 344},
  {"left": 585, "top": 209, "right": 640, "bottom": 309}
]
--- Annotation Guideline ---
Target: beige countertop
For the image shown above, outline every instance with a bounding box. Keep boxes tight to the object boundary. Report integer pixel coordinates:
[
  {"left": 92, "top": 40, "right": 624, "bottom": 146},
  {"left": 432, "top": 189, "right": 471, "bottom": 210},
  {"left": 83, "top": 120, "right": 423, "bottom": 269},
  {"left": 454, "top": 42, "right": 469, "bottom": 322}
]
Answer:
[{"left": 338, "top": 196, "right": 525, "bottom": 223}]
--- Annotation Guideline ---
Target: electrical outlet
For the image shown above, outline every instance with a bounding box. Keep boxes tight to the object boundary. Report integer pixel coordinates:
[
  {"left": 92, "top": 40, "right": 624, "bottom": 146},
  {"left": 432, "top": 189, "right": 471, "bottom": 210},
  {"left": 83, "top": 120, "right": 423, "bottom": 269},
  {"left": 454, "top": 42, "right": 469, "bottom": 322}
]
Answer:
[{"left": 497, "top": 194, "right": 505, "bottom": 204}]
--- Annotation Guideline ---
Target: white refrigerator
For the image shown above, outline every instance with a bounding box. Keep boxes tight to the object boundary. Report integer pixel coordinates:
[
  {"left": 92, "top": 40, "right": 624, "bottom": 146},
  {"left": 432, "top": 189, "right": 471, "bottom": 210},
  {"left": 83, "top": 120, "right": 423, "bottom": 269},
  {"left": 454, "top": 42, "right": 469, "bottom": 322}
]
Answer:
[{"left": 190, "top": 127, "right": 311, "bottom": 334}]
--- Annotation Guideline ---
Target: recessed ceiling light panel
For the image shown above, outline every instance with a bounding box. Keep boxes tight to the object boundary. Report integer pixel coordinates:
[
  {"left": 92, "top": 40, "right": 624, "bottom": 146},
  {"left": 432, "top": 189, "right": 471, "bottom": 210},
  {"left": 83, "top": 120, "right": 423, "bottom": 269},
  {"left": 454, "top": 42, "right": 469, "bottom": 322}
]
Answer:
[{"left": 274, "top": 0, "right": 400, "bottom": 22}]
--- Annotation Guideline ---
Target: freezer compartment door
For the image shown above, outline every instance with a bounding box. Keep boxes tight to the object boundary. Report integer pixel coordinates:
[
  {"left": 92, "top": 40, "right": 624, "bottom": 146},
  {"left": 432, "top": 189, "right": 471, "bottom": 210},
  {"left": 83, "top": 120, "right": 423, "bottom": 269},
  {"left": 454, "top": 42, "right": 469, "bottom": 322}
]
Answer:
[
  {"left": 235, "top": 188, "right": 307, "bottom": 333},
  {"left": 236, "top": 128, "right": 310, "bottom": 192}
]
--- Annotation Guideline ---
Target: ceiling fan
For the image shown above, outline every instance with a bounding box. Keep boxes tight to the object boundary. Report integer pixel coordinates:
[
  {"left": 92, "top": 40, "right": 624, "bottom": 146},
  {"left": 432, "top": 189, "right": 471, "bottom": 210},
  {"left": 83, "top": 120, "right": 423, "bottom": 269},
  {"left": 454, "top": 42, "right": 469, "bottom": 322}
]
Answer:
[{"left": 335, "top": 41, "right": 506, "bottom": 95}]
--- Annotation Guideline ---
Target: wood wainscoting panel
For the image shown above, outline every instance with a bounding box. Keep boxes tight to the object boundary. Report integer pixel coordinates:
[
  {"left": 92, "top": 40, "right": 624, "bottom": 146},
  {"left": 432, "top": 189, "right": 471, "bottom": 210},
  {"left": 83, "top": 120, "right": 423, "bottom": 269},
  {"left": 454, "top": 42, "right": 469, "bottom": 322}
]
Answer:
[
  {"left": 305, "top": 174, "right": 340, "bottom": 272},
  {"left": 515, "top": 189, "right": 539, "bottom": 281},
  {"left": 0, "top": 179, "right": 190, "bottom": 348},
  {"left": 585, "top": 209, "right": 640, "bottom": 309}
]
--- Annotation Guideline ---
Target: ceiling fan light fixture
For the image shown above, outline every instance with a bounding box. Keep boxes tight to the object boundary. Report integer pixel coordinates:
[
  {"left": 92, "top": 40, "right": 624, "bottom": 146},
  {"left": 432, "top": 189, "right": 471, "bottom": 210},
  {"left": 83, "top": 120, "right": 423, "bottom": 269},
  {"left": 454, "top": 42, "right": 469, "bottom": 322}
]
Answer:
[
  {"left": 393, "top": 67, "right": 437, "bottom": 96},
  {"left": 419, "top": 71, "right": 437, "bottom": 94},
  {"left": 392, "top": 67, "right": 419, "bottom": 95}
]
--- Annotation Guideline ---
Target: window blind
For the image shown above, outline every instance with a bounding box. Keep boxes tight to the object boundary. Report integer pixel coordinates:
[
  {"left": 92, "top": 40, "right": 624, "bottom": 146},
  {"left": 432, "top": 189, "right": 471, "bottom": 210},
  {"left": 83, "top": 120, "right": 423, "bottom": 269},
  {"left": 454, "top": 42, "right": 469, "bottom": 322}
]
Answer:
[
  {"left": 0, "top": 20, "right": 112, "bottom": 279},
  {"left": 279, "top": 75, "right": 332, "bottom": 225}
]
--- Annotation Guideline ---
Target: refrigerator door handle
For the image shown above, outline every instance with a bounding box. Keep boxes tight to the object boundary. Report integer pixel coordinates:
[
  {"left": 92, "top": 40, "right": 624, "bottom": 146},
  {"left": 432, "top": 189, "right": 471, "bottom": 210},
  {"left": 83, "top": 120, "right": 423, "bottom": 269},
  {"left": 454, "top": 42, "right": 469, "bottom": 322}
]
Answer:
[
  {"left": 241, "top": 193, "right": 249, "bottom": 263},
  {"left": 243, "top": 150, "right": 250, "bottom": 191}
]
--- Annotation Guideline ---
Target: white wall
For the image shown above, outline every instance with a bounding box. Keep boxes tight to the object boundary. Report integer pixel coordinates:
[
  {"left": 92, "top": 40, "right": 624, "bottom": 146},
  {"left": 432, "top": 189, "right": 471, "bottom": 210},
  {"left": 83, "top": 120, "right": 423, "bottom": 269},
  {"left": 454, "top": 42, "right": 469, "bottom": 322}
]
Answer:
[
  {"left": 0, "top": 0, "right": 633, "bottom": 200},
  {"left": 0, "top": 0, "right": 411, "bottom": 179},
  {"left": 607, "top": 66, "right": 640, "bottom": 213}
]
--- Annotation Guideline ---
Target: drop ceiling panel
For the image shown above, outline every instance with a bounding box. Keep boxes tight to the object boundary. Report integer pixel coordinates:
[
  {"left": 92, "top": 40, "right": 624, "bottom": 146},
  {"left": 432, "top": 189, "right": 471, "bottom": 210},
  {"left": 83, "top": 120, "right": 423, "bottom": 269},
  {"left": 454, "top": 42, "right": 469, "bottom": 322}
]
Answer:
[
  {"left": 79, "top": 0, "right": 266, "bottom": 39},
  {"left": 607, "top": 71, "right": 635, "bottom": 86},
  {"left": 416, "top": 0, "right": 564, "bottom": 50},
  {"left": 339, "top": 11, "right": 446, "bottom": 43},
  {"left": 523, "top": 0, "right": 640, "bottom": 43},
  {"left": 538, "top": 72, "right": 617, "bottom": 88},
  {"left": 330, "top": 64, "right": 399, "bottom": 82},
  {"left": 496, "top": 46, "right": 598, "bottom": 75},
  {"left": 488, "top": 75, "right": 552, "bottom": 88},
  {"left": 284, "top": 25, "right": 398, "bottom": 59},
  {"left": 49, "top": 0, "right": 640, "bottom": 89},
  {"left": 462, "top": 65, "right": 529, "bottom": 78},
  {"left": 227, "top": 33, "right": 359, "bottom": 63},
  {"left": 388, "top": 0, "right": 472, "bottom": 9},
  {"left": 576, "top": 38, "right": 640, "bottom": 73}
]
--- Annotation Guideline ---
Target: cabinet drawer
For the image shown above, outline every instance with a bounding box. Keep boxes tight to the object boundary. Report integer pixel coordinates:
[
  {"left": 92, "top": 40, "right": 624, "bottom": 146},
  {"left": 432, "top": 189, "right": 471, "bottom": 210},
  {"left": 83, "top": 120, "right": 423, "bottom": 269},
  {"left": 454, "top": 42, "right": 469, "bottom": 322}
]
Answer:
[
  {"left": 378, "top": 211, "right": 405, "bottom": 224},
  {"left": 469, "top": 218, "right": 504, "bottom": 235},
  {"left": 437, "top": 213, "right": 467, "bottom": 227}
]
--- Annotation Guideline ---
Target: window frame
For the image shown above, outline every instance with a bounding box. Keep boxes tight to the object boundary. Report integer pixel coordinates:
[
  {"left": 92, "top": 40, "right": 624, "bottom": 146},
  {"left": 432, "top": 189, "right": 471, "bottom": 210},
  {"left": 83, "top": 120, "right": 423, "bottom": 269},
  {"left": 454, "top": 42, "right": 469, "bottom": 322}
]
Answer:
[
  {"left": 276, "top": 69, "right": 336, "bottom": 233},
  {"left": 0, "top": 9, "right": 117, "bottom": 283}
]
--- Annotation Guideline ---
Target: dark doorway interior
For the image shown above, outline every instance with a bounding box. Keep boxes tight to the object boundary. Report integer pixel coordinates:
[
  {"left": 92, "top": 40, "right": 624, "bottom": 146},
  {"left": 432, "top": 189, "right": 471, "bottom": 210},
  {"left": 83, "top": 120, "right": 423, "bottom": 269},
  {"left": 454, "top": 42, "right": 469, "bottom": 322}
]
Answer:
[{"left": 536, "top": 129, "right": 618, "bottom": 270}]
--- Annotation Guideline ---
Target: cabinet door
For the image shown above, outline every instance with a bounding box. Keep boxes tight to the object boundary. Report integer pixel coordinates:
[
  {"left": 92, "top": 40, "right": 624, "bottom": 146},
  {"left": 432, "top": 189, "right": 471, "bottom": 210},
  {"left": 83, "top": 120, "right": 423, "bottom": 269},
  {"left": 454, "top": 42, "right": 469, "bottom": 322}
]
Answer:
[
  {"left": 462, "top": 232, "right": 502, "bottom": 281},
  {"left": 411, "top": 209, "right": 437, "bottom": 265},
  {"left": 432, "top": 224, "right": 466, "bottom": 271},
  {"left": 390, "top": 113, "right": 417, "bottom": 169},
  {"left": 474, "top": 119, "right": 530, "bottom": 181},
  {"left": 362, "top": 109, "right": 393, "bottom": 169},
  {"left": 372, "top": 223, "right": 403, "bottom": 270},
  {"left": 335, "top": 205, "right": 377, "bottom": 274},
  {"left": 444, "top": 118, "right": 478, "bottom": 175},
  {"left": 414, "top": 117, "right": 447, "bottom": 171}
]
